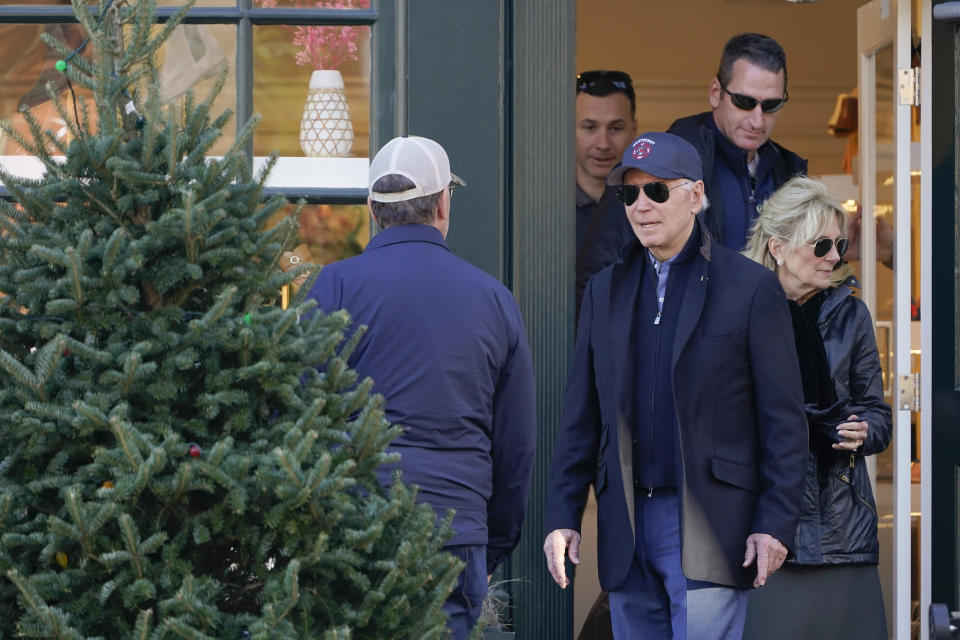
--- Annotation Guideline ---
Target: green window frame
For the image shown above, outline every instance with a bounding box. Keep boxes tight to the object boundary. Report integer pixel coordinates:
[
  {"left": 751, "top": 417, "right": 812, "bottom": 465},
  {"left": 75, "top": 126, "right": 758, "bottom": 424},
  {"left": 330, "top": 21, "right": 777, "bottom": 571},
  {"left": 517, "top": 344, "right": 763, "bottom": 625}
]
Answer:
[{"left": 0, "top": 0, "right": 402, "bottom": 204}]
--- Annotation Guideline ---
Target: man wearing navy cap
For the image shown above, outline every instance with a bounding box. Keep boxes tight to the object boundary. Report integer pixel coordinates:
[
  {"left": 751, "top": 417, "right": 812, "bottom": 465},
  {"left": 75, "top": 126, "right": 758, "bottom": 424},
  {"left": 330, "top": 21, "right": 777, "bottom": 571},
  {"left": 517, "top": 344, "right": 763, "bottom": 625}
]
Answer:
[{"left": 543, "top": 132, "right": 807, "bottom": 639}]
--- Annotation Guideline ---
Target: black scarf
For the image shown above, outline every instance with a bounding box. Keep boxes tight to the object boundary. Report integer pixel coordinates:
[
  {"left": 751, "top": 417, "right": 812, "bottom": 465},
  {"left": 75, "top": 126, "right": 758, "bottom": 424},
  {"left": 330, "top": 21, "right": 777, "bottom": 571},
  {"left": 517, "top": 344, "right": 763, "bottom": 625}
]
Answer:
[{"left": 788, "top": 291, "right": 837, "bottom": 410}]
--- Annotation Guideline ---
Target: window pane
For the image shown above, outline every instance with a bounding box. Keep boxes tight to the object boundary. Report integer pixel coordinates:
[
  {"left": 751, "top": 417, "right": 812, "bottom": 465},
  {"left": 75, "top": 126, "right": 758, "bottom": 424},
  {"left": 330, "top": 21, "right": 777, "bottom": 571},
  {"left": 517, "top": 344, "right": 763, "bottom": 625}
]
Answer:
[
  {"left": 156, "top": 23, "right": 238, "bottom": 155},
  {"left": 298, "top": 203, "right": 370, "bottom": 263},
  {"left": 269, "top": 202, "right": 370, "bottom": 265},
  {"left": 0, "top": 22, "right": 92, "bottom": 155},
  {"left": 248, "top": 0, "right": 367, "bottom": 9},
  {"left": 253, "top": 24, "right": 370, "bottom": 160},
  {"left": 0, "top": 23, "right": 239, "bottom": 157},
  {"left": 0, "top": 0, "right": 73, "bottom": 6},
  {"left": 156, "top": 0, "right": 236, "bottom": 6}
]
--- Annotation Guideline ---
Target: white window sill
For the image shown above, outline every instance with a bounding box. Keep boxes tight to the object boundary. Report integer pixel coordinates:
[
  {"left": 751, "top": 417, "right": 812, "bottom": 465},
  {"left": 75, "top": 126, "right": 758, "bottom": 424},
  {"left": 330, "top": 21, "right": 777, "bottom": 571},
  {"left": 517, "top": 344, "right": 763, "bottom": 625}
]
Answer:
[{"left": 0, "top": 155, "right": 369, "bottom": 190}]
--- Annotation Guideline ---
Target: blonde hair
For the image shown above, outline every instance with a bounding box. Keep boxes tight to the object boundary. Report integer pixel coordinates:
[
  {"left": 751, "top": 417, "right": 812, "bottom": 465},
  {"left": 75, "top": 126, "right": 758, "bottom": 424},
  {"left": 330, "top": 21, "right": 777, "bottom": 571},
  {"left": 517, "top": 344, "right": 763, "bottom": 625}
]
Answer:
[{"left": 743, "top": 175, "right": 846, "bottom": 272}]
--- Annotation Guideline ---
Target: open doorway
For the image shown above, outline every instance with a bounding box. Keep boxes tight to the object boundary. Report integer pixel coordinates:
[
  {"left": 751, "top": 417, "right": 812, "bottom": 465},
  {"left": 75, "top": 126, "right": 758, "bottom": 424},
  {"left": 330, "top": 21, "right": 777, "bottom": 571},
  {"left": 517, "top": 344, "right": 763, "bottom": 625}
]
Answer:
[{"left": 575, "top": 1, "right": 909, "bottom": 637}]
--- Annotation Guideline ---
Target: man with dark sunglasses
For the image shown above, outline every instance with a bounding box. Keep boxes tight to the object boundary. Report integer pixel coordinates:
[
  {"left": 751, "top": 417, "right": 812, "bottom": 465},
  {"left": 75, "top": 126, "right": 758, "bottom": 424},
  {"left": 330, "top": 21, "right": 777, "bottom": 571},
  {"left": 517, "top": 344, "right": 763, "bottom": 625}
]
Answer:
[
  {"left": 670, "top": 32, "right": 806, "bottom": 251},
  {"left": 576, "top": 33, "right": 806, "bottom": 322},
  {"left": 575, "top": 70, "right": 637, "bottom": 253},
  {"left": 545, "top": 132, "right": 807, "bottom": 639}
]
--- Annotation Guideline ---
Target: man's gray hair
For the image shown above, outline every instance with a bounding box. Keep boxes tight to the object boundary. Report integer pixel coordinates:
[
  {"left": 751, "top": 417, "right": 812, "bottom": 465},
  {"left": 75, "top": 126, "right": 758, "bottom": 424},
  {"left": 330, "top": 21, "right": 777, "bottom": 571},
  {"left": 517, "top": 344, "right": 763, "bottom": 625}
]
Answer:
[
  {"left": 679, "top": 182, "right": 710, "bottom": 215},
  {"left": 370, "top": 174, "right": 443, "bottom": 228}
]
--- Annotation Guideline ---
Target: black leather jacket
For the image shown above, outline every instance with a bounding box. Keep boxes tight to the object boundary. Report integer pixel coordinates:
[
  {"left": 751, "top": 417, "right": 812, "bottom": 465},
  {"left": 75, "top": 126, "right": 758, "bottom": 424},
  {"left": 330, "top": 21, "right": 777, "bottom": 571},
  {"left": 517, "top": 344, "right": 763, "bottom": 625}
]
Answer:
[{"left": 790, "top": 284, "right": 892, "bottom": 565}]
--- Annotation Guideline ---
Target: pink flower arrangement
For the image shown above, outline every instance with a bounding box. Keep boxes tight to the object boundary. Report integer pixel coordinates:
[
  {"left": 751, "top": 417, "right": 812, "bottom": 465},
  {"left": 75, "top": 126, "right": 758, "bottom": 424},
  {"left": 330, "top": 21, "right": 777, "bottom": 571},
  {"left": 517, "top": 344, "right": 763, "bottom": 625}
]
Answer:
[{"left": 257, "top": 0, "right": 370, "bottom": 70}]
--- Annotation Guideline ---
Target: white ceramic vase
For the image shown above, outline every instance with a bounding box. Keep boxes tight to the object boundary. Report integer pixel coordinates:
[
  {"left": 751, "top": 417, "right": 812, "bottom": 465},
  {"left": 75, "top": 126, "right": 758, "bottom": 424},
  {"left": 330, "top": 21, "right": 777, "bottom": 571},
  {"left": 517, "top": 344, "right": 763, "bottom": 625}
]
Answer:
[{"left": 299, "top": 69, "right": 354, "bottom": 157}]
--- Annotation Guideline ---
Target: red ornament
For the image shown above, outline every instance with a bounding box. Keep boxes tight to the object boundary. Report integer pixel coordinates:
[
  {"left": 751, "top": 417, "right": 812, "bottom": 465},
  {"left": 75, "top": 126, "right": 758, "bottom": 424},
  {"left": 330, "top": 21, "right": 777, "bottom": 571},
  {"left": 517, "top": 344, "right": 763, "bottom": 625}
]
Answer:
[
  {"left": 188, "top": 444, "right": 202, "bottom": 458},
  {"left": 63, "top": 349, "right": 71, "bottom": 356}
]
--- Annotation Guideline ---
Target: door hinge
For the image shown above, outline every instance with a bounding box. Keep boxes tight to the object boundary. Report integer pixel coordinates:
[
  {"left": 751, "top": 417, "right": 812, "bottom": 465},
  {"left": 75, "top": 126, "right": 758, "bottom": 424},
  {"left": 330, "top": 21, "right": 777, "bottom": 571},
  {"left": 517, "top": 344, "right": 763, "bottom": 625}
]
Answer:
[
  {"left": 899, "top": 372, "right": 921, "bottom": 411},
  {"left": 898, "top": 67, "right": 921, "bottom": 106}
]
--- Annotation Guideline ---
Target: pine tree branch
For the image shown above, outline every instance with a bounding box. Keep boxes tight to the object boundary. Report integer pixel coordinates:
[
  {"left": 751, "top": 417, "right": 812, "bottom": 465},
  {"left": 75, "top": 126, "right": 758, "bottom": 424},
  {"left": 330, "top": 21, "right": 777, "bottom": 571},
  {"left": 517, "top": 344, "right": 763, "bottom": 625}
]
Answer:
[
  {"left": 132, "top": 607, "right": 154, "bottom": 640},
  {"left": 183, "top": 191, "right": 197, "bottom": 264},
  {"left": 79, "top": 184, "right": 126, "bottom": 227},
  {"left": 109, "top": 415, "right": 145, "bottom": 470},
  {"left": 6, "top": 569, "right": 84, "bottom": 640},
  {"left": 118, "top": 514, "right": 145, "bottom": 579},
  {"left": 66, "top": 247, "right": 85, "bottom": 305}
]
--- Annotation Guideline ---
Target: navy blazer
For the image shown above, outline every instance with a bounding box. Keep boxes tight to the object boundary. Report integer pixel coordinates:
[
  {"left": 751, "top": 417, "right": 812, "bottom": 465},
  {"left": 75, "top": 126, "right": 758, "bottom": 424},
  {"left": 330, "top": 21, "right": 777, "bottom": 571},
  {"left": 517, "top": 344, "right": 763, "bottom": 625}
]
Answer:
[{"left": 545, "top": 221, "right": 808, "bottom": 590}]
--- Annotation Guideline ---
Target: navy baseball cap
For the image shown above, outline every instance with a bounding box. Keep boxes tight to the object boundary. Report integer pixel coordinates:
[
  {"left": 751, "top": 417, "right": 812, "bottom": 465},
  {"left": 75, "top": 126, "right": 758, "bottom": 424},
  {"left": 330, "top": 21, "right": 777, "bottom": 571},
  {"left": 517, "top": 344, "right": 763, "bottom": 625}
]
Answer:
[{"left": 606, "top": 132, "right": 703, "bottom": 185}]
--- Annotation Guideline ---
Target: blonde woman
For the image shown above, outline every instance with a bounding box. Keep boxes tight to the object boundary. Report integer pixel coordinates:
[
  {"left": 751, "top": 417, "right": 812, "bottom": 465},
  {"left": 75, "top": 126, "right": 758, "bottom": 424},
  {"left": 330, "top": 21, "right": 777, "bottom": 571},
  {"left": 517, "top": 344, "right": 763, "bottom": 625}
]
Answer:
[{"left": 741, "top": 175, "right": 890, "bottom": 639}]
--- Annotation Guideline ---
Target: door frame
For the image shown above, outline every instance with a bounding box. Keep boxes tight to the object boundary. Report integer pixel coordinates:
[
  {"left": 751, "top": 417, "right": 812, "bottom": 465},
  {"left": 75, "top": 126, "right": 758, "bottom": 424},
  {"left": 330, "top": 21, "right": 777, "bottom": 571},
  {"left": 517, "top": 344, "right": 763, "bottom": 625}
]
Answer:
[{"left": 857, "top": 0, "right": 933, "bottom": 637}]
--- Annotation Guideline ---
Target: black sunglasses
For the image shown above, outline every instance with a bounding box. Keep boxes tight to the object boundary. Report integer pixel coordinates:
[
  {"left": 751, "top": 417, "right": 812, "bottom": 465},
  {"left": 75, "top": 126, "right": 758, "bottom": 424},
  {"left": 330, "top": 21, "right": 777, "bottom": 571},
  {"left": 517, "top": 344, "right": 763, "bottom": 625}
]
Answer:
[
  {"left": 809, "top": 236, "right": 849, "bottom": 258},
  {"left": 577, "top": 70, "right": 633, "bottom": 93},
  {"left": 616, "top": 181, "right": 690, "bottom": 206},
  {"left": 716, "top": 76, "right": 788, "bottom": 113}
]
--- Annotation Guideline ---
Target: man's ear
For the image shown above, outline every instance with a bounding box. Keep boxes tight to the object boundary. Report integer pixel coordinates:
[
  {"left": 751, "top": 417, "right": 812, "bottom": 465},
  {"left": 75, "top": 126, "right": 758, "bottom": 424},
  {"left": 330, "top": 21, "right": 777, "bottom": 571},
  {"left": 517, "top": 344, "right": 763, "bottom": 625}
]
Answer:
[
  {"left": 435, "top": 189, "right": 450, "bottom": 223},
  {"left": 708, "top": 77, "right": 722, "bottom": 109},
  {"left": 367, "top": 196, "right": 380, "bottom": 227},
  {"left": 689, "top": 180, "right": 705, "bottom": 214}
]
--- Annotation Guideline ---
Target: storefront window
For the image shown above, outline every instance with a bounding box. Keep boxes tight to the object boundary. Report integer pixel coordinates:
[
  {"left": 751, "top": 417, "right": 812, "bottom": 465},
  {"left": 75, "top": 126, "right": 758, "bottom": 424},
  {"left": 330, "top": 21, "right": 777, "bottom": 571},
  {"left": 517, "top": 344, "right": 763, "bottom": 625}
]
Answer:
[
  {"left": 252, "top": 21, "right": 370, "bottom": 263},
  {"left": 0, "top": 1, "right": 377, "bottom": 264},
  {"left": 252, "top": 24, "right": 370, "bottom": 160}
]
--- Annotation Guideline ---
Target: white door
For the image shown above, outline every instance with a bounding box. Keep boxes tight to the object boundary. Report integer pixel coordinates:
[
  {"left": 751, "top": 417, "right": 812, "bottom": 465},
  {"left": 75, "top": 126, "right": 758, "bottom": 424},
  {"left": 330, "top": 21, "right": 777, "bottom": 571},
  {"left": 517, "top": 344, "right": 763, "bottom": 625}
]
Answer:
[{"left": 857, "top": 0, "right": 932, "bottom": 637}]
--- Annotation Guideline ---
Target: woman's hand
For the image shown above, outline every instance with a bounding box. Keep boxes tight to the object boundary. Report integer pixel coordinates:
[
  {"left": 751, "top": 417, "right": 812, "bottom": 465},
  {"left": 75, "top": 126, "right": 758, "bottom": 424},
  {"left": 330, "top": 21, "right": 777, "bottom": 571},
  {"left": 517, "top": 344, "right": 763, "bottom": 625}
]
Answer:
[{"left": 833, "top": 413, "right": 869, "bottom": 451}]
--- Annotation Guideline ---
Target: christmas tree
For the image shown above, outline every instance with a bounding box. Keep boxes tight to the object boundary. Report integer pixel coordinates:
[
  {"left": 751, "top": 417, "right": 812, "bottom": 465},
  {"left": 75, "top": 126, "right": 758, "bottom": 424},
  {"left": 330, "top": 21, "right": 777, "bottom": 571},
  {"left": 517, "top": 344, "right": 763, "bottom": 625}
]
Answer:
[{"left": 0, "top": 0, "right": 461, "bottom": 638}]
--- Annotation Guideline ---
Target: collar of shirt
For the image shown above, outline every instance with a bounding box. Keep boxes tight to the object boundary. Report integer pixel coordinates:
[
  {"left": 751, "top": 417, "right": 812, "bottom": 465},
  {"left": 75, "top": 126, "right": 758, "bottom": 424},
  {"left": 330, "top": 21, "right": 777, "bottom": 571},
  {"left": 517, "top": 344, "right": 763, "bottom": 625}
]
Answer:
[
  {"left": 646, "top": 224, "right": 701, "bottom": 312},
  {"left": 707, "top": 114, "right": 781, "bottom": 178},
  {"left": 576, "top": 182, "right": 598, "bottom": 207},
  {"left": 364, "top": 223, "right": 450, "bottom": 253}
]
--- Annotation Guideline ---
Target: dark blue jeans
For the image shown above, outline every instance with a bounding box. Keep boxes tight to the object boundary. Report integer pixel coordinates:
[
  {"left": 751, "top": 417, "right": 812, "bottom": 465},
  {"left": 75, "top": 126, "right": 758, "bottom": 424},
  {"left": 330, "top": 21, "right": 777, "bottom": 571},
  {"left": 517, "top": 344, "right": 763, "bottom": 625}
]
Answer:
[{"left": 443, "top": 544, "right": 488, "bottom": 640}]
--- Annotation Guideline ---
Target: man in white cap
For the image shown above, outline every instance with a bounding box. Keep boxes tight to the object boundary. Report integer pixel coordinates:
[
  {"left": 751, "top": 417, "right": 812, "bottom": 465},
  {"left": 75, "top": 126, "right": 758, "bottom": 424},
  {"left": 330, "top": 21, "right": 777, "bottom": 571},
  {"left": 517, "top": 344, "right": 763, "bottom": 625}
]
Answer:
[{"left": 306, "top": 136, "right": 537, "bottom": 639}]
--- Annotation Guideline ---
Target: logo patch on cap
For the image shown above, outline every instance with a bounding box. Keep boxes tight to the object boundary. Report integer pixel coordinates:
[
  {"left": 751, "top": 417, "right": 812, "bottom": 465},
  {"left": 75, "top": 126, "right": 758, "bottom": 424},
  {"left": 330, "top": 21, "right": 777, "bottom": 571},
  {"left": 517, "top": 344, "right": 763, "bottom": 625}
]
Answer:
[{"left": 632, "top": 138, "right": 654, "bottom": 160}]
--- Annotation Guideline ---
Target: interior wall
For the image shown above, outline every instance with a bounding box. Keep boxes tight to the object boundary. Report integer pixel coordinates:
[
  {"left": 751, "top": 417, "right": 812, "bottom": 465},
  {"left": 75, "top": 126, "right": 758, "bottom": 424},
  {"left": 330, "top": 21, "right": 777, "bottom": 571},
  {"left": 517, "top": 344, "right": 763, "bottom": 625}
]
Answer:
[{"left": 577, "top": 0, "right": 865, "bottom": 178}]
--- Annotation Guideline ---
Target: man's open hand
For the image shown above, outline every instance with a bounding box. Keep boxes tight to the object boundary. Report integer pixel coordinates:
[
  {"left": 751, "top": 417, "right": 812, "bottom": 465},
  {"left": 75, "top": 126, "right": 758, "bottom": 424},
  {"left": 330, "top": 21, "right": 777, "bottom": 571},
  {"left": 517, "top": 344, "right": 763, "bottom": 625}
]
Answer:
[
  {"left": 543, "top": 529, "right": 581, "bottom": 588},
  {"left": 743, "top": 533, "right": 787, "bottom": 588}
]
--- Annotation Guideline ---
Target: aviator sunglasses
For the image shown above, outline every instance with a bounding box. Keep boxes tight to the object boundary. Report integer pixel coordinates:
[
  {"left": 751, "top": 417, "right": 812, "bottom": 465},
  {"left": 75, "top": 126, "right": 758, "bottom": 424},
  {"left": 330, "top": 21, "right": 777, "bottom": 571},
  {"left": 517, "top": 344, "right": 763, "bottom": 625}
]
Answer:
[
  {"left": 808, "top": 236, "right": 849, "bottom": 258},
  {"left": 716, "top": 76, "right": 789, "bottom": 113},
  {"left": 577, "top": 70, "right": 633, "bottom": 94},
  {"left": 616, "top": 181, "right": 691, "bottom": 206}
]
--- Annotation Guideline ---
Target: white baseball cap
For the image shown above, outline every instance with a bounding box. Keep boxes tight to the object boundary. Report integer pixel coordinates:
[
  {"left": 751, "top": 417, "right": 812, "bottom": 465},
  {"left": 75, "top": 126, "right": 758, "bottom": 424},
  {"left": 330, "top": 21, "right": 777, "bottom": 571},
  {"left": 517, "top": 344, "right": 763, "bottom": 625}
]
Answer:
[{"left": 368, "top": 135, "right": 465, "bottom": 203}]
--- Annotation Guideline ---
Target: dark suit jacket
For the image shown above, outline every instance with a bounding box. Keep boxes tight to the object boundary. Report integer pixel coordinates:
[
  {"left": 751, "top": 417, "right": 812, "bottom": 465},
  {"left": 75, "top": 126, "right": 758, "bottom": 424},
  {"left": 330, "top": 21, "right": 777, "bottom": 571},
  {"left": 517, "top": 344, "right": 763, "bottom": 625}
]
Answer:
[{"left": 545, "top": 221, "right": 808, "bottom": 590}]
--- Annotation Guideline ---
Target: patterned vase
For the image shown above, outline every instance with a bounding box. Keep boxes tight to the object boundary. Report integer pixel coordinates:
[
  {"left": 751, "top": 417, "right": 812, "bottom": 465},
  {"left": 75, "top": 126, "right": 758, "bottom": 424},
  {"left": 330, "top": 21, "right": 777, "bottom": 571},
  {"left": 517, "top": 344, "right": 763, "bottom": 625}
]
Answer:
[{"left": 299, "top": 69, "right": 354, "bottom": 157}]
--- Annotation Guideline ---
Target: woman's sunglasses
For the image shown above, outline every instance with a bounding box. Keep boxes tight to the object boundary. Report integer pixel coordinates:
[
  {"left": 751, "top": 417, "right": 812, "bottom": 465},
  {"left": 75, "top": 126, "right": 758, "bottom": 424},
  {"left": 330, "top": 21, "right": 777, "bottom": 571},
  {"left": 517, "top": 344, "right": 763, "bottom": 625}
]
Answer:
[
  {"left": 809, "top": 237, "right": 849, "bottom": 258},
  {"left": 616, "top": 181, "right": 690, "bottom": 206},
  {"left": 717, "top": 76, "right": 788, "bottom": 114}
]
